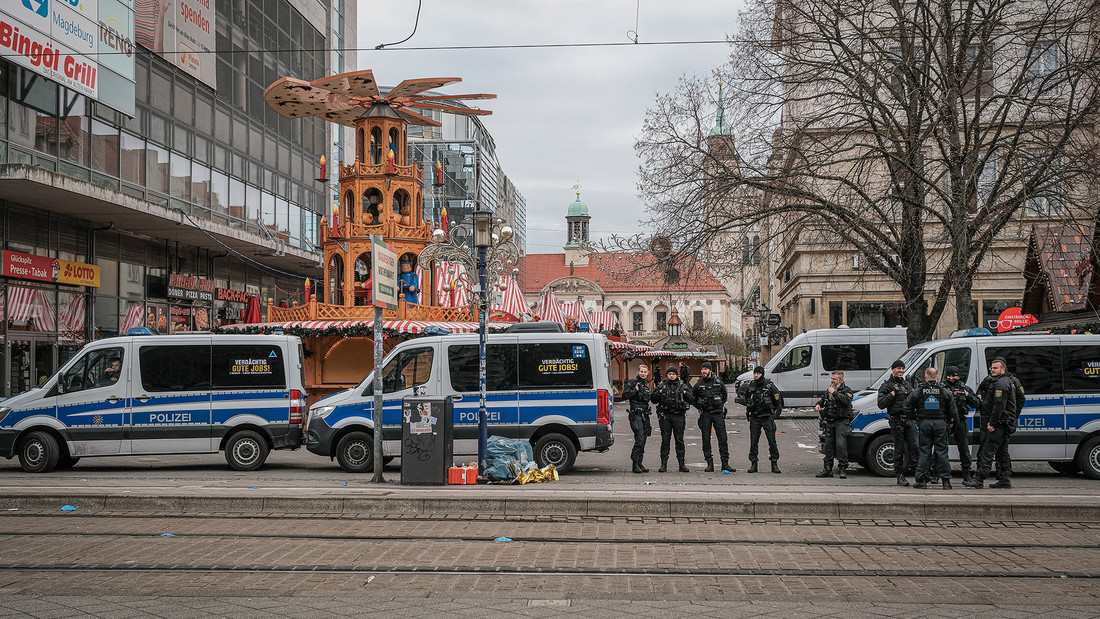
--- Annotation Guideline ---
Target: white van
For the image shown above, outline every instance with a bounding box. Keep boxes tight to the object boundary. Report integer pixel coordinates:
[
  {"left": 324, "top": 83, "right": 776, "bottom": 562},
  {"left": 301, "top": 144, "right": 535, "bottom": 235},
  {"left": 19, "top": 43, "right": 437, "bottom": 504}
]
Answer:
[
  {"left": 305, "top": 332, "right": 615, "bottom": 473},
  {"left": 0, "top": 333, "right": 307, "bottom": 472},
  {"left": 848, "top": 331, "right": 1100, "bottom": 479},
  {"left": 736, "top": 327, "right": 909, "bottom": 407}
]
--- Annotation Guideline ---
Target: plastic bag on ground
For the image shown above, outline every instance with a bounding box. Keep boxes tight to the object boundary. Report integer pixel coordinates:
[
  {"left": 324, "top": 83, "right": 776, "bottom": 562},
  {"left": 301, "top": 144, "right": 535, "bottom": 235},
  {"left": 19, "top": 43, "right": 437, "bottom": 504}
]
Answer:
[{"left": 484, "top": 435, "right": 534, "bottom": 482}]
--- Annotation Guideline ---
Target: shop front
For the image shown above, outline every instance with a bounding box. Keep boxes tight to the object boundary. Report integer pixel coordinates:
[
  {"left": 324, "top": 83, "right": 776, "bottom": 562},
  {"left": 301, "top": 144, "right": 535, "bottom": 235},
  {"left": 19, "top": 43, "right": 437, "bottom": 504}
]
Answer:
[{"left": 1, "top": 250, "right": 99, "bottom": 397}]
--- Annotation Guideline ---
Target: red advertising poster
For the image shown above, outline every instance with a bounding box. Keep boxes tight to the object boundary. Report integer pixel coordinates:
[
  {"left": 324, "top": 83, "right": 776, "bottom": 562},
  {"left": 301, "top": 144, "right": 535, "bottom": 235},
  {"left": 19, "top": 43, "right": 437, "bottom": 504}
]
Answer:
[
  {"left": 995, "top": 307, "right": 1039, "bottom": 333},
  {"left": 1, "top": 251, "right": 100, "bottom": 287}
]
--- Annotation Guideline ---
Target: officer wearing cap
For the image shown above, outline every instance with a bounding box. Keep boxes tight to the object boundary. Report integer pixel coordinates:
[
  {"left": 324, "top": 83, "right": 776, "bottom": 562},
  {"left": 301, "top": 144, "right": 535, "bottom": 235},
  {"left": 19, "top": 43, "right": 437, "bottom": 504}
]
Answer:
[
  {"left": 965, "top": 357, "right": 1017, "bottom": 489},
  {"left": 740, "top": 365, "right": 782, "bottom": 473},
  {"left": 878, "top": 359, "right": 918, "bottom": 486},
  {"left": 943, "top": 365, "right": 979, "bottom": 481},
  {"left": 651, "top": 365, "right": 695, "bottom": 473},
  {"left": 904, "top": 367, "right": 956, "bottom": 489},
  {"left": 622, "top": 363, "right": 653, "bottom": 474},
  {"left": 693, "top": 361, "right": 732, "bottom": 473}
]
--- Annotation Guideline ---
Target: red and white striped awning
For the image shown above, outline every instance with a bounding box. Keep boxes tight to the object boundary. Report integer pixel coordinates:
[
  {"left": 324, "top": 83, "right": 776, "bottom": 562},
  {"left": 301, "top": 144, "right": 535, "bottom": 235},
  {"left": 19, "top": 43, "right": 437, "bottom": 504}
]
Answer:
[
  {"left": 491, "top": 276, "right": 528, "bottom": 320},
  {"left": 535, "top": 290, "right": 565, "bottom": 323},
  {"left": 589, "top": 310, "right": 621, "bottom": 332},
  {"left": 560, "top": 301, "right": 592, "bottom": 330},
  {"left": 6, "top": 286, "right": 56, "bottom": 331},
  {"left": 220, "top": 319, "right": 504, "bottom": 335}
]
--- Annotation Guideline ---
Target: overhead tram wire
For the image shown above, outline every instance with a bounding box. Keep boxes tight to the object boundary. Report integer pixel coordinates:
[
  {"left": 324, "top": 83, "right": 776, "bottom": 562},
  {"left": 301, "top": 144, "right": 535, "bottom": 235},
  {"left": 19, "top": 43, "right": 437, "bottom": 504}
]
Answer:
[{"left": 0, "top": 38, "right": 734, "bottom": 62}]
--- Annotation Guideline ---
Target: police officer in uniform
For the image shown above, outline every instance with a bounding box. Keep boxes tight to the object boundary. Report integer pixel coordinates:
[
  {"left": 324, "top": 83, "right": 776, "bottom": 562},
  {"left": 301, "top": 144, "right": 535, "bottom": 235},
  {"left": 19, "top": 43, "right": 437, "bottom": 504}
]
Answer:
[
  {"left": 742, "top": 365, "right": 782, "bottom": 473},
  {"left": 965, "top": 357, "right": 1017, "bottom": 489},
  {"left": 815, "top": 370, "right": 855, "bottom": 478},
  {"left": 878, "top": 359, "right": 917, "bottom": 486},
  {"left": 943, "top": 365, "right": 979, "bottom": 481},
  {"left": 651, "top": 365, "right": 695, "bottom": 473},
  {"left": 692, "top": 361, "right": 732, "bottom": 473},
  {"left": 904, "top": 367, "right": 956, "bottom": 489},
  {"left": 974, "top": 362, "right": 1026, "bottom": 480},
  {"left": 622, "top": 364, "right": 653, "bottom": 474}
]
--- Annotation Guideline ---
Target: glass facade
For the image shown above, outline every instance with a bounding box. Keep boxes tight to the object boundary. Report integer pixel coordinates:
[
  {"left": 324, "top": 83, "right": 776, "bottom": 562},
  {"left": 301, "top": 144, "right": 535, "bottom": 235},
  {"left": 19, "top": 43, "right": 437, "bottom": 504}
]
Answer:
[
  {"left": 0, "top": 0, "right": 351, "bottom": 395},
  {"left": 0, "top": 0, "right": 330, "bottom": 252},
  {"left": 407, "top": 103, "right": 526, "bottom": 251}
]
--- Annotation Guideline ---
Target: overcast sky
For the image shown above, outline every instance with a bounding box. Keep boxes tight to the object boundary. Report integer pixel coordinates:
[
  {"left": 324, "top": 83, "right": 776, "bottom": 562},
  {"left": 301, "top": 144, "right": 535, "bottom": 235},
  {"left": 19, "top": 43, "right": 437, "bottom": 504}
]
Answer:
[{"left": 356, "top": 1, "right": 743, "bottom": 254}]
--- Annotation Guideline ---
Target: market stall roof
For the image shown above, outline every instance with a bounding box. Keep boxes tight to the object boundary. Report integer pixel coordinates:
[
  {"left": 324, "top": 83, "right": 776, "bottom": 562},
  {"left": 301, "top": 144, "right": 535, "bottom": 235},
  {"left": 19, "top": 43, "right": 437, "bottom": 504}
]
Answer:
[{"left": 218, "top": 320, "right": 509, "bottom": 334}]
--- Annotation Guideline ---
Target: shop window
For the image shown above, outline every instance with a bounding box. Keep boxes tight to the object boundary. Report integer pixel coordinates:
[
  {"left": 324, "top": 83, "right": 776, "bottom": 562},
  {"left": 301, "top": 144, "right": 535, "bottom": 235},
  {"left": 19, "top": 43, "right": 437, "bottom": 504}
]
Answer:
[
  {"left": 846, "top": 301, "right": 905, "bottom": 328},
  {"left": 830, "top": 301, "right": 844, "bottom": 327}
]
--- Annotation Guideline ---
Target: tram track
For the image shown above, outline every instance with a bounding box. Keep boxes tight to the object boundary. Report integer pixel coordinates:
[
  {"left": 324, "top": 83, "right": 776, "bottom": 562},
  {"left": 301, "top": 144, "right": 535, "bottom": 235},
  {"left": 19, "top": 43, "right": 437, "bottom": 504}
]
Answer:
[
  {"left": 0, "top": 563, "right": 1096, "bottom": 580},
  {"left": 0, "top": 529, "right": 1096, "bottom": 550}
]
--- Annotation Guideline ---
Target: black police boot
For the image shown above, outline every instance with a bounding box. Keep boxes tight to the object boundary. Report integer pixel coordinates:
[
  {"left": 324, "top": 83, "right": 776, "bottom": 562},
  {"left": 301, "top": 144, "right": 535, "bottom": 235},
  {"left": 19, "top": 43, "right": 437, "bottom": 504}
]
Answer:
[
  {"left": 896, "top": 474, "right": 909, "bottom": 487},
  {"left": 721, "top": 461, "right": 735, "bottom": 473},
  {"left": 838, "top": 466, "right": 847, "bottom": 479},
  {"left": 678, "top": 462, "right": 690, "bottom": 473},
  {"left": 747, "top": 462, "right": 758, "bottom": 473},
  {"left": 639, "top": 463, "right": 649, "bottom": 473},
  {"left": 704, "top": 460, "right": 714, "bottom": 472},
  {"left": 815, "top": 468, "right": 833, "bottom": 478},
  {"left": 961, "top": 468, "right": 971, "bottom": 482},
  {"left": 632, "top": 462, "right": 644, "bottom": 474},
  {"left": 990, "top": 477, "right": 1012, "bottom": 489},
  {"left": 771, "top": 462, "right": 781, "bottom": 474},
  {"left": 962, "top": 475, "right": 984, "bottom": 488},
  {"left": 658, "top": 460, "right": 668, "bottom": 473},
  {"left": 913, "top": 480, "right": 928, "bottom": 489},
  {"left": 942, "top": 478, "right": 952, "bottom": 490}
]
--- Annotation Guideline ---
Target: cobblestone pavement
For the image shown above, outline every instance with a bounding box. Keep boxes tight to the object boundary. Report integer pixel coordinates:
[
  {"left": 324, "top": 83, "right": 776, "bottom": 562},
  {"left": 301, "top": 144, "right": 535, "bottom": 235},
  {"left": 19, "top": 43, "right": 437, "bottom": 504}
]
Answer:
[{"left": 0, "top": 510, "right": 1098, "bottom": 617}]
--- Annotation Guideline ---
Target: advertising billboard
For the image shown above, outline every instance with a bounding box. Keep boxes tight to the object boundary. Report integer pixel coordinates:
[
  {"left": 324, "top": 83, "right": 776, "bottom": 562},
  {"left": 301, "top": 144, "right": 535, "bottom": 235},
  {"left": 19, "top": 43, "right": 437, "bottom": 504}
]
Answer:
[
  {"left": 1, "top": 0, "right": 136, "bottom": 114},
  {"left": 134, "top": 0, "right": 215, "bottom": 89}
]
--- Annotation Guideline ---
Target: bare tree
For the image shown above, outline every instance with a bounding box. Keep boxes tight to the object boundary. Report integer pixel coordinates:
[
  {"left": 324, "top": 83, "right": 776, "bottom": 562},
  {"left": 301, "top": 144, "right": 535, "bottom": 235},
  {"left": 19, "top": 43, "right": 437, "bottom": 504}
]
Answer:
[{"left": 630, "top": 0, "right": 1100, "bottom": 344}]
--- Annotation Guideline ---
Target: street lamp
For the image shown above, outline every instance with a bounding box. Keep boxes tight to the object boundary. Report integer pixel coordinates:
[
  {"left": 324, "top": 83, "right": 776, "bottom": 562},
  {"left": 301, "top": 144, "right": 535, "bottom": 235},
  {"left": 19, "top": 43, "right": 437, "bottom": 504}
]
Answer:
[{"left": 419, "top": 208, "right": 519, "bottom": 477}]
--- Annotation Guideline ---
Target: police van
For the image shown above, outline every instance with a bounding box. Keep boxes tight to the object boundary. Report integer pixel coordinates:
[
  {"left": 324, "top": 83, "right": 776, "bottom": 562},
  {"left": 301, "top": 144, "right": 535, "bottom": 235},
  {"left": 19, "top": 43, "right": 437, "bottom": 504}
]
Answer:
[
  {"left": 0, "top": 332, "right": 307, "bottom": 472},
  {"left": 736, "top": 327, "right": 909, "bottom": 407},
  {"left": 847, "top": 330, "right": 1100, "bottom": 479},
  {"left": 305, "top": 332, "right": 615, "bottom": 473}
]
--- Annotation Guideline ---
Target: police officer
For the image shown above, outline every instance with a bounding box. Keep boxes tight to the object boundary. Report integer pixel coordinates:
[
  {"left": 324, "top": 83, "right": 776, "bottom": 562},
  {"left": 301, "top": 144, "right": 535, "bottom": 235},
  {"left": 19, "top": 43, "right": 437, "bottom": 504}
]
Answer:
[
  {"left": 943, "top": 365, "right": 979, "bottom": 481},
  {"left": 815, "top": 370, "right": 854, "bottom": 478},
  {"left": 974, "top": 361, "right": 1026, "bottom": 480},
  {"left": 742, "top": 365, "right": 781, "bottom": 473},
  {"left": 693, "top": 361, "right": 732, "bottom": 473},
  {"left": 904, "top": 367, "right": 956, "bottom": 489},
  {"left": 878, "top": 359, "right": 917, "bottom": 486},
  {"left": 965, "top": 357, "right": 1017, "bottom": 489},
  {"left": 651, "top": 365, "right": 695, "bottom": 473},
  {"left": 622, "top": 363, "right": 653, "bottom": 474}
]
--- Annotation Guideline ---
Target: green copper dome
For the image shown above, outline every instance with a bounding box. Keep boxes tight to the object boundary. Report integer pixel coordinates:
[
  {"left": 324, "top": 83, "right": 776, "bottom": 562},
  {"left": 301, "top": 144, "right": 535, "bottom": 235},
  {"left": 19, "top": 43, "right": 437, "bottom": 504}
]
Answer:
[{"left": 567, "top": 192, "right": 589, "bottom": 218}]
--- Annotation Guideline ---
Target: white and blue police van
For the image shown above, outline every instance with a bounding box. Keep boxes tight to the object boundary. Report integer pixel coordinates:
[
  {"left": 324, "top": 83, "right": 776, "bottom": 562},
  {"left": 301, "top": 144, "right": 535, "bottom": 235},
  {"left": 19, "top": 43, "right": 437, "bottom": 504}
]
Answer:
[
  {"left": 848, "top": 329, "right": 1100, "bottom": 479},
  {"left": 0, "top": 331, "right": 308, "bottom": 472},
  {"left": 735, "top": 327, "right": 909, "bottom": 408},
  {"left": 305, "top": 331, "right": 615, "bottom": 473}
]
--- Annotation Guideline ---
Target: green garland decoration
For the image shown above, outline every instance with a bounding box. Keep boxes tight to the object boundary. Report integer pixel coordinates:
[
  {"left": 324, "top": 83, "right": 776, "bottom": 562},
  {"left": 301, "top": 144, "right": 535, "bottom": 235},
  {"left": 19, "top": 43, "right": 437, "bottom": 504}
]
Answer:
[
  {"left": 1040, "top": 322, "right": 1099, "bottom": 335},
  {"left": 211, "top": 323, "right": 512, "bottom": 339}
]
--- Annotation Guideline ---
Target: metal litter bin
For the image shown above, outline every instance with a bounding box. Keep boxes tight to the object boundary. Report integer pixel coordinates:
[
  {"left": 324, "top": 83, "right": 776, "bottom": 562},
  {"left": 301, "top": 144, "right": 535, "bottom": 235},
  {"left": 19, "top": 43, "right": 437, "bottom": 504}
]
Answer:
[{"left": 400, "top": 396, "right": 454, "bottom": 485}]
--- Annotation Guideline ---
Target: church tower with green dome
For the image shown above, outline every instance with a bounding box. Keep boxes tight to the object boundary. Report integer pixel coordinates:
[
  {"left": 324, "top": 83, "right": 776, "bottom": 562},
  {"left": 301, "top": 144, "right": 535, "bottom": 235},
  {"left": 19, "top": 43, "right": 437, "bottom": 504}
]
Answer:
[{"left": 564, "top": 186, "right": 591, "bottom": 266}]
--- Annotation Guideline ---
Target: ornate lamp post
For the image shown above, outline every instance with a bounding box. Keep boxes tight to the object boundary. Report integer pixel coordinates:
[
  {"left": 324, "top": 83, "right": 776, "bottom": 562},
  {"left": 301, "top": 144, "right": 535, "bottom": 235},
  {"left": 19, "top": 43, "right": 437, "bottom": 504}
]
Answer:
[{"left": 419, "top": 210, "right": 519, "bottom": 476}]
